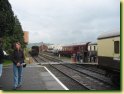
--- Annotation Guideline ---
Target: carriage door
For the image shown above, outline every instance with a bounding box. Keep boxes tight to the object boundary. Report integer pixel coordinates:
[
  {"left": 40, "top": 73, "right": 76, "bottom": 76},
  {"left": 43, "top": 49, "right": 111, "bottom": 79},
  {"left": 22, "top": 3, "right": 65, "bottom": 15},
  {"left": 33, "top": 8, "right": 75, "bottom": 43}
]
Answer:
[{"left": 113, "top": 37, "right": 120, "bottom": 61}]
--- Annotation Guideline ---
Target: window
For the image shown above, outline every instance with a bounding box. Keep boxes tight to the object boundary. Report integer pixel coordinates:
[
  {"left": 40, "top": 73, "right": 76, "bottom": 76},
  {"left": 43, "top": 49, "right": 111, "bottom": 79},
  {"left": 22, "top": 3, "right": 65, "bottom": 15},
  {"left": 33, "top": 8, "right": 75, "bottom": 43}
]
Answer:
[
  {"left": 94, "top": 46, "right": 96, "bottom": 51},
  {"left": 114, "top": 41, "right": 119, "bottom": 54},
  {"left": 90, "top": 46, "right": 91, "bottom": 51}
]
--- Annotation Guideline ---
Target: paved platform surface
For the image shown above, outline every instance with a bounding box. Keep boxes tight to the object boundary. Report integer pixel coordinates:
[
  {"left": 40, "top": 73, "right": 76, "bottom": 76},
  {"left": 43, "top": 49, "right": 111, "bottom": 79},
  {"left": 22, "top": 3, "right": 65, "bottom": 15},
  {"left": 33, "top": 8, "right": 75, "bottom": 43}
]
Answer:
[{"left": 0, "top": 63, "right": 66, "bottom": 90}]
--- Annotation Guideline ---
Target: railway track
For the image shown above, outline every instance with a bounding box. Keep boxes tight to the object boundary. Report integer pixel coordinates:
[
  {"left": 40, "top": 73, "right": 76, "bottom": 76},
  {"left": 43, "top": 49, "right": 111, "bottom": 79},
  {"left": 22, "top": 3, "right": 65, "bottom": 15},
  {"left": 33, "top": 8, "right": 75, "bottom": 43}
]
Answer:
[
  {"left": 39, "top": 54, "right": 111, "bottom": 84},
  {"left": 39, "top": 53, "right": 62, "bottom": 62},
  {"left": 34, "top": 54, "right": 116, "bottom": 85},
  {"left": 33, "top": 56, "right": 88, "bottom": 90},
  {"left": 32, "top": 54, "right": 105, "bottom": 75},
  {"left": 49, "top": 64, "right": 115, "bottom": 90},
  {"left": 46, "top": 64, "right": 89, "bottom": 90},
  {"left": 32, "top": 55, "right": 117, "bottom": 90},
  {"left": 39, "top": 53, "right": 106, "bottom": 76},
  {"left": 33, "top": 56, "right": 40, "bottom": 62},
  {"left": 75, "top": 64, "right": 106, "bottom": 75},
  {"left": 59, "top": 64, "right": 114, "bottom": 86}
]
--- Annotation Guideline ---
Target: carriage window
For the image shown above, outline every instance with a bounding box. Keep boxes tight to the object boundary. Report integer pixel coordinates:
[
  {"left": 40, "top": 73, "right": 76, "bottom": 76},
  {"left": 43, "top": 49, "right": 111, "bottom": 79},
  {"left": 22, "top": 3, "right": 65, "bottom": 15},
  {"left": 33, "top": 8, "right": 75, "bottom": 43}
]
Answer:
[
  {"left": 90, "top": 46, "right": 91, "bottom": 51},
  {"left": 94, "top": 46, "right": 96, "bottom": 51},
  {"left": 114, "top": 41, "right": 119, "bottom": 54}
]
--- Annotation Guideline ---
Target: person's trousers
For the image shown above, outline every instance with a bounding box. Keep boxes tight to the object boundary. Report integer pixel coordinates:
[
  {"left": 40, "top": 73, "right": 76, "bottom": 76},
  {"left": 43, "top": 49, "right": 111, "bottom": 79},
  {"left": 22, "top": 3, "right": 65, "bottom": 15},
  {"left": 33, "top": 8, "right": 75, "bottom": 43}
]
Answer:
[
  {"left": 13, "top": 64, "right": 23, "bottom": 88},
  {"left": 0, "top": 64, "right": 3, "bottom": 77}
]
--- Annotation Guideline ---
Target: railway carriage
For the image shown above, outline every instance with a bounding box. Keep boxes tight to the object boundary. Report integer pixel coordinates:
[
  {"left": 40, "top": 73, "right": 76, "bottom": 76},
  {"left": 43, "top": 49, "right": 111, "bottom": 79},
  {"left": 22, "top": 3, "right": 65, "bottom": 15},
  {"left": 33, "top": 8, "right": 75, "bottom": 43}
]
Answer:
[
  {"left": 30, "top": 46, "right": 39, "bottom": 56},
  {"left": 88, "top": 42, "right": 97, "bottom": 52},
  {"left": 59, "top": 42, "right": 90, "bottom": 57},
  {"left": 97, "top": 31, "right": 120, "bottom": 85},
  {"left": 88, "top": 42, "right": 97, "bottom": 62}
]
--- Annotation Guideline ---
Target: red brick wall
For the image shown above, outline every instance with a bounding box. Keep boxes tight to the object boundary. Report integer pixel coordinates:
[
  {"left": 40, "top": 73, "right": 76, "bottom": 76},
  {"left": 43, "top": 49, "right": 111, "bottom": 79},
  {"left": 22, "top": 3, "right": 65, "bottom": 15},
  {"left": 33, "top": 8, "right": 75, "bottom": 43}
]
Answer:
[
  {"left": 40, "top": 45, "right": 48, "bottom": 52},
  {"left": 24, "top": 31, "right": 29, "bottom": 44}
]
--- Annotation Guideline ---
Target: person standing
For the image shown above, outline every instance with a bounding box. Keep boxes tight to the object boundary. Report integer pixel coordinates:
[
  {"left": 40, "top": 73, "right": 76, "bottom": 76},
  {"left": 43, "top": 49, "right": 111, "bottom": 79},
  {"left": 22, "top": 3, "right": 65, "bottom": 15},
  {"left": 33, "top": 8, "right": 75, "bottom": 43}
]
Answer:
[
  {"left": 12, "top": 42, "right": 25, "bottom": 90},
  {"left": 79, "top": 53, "right": 83, "bottom": 63},
  {"left": 76, "top": 52, "right": 80, "bottom": 62},
  {"left": 0, "top": 38, "right": 4, "bottom": 88}
]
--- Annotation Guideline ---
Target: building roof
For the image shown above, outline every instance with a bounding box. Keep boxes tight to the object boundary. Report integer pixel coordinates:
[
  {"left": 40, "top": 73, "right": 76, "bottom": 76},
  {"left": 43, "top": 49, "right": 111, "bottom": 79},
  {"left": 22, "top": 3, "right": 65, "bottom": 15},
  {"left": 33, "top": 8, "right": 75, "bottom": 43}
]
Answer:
[
  {"left": 89, "top": 42, "right": 97, "bottom": 45},
  {"left": 62, "top": 42, "right": 89, "bottom": 47},
  {"left": 98, "top": 31, "right": 120, "bottom": 39}
]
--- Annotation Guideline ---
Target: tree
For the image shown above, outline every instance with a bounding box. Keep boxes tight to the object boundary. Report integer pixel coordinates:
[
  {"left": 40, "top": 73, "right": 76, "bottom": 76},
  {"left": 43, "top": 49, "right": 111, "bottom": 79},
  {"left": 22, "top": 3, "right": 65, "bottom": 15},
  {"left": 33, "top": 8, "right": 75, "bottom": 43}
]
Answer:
[
  {"left": 12, "top": 16, "right": 26, "bottom": 49},
  {"left": 0, "top": 0, "right": 26, "bottom": 54},
  {"left": 0, "top": 0, "right": 15, "bottom": 37}
]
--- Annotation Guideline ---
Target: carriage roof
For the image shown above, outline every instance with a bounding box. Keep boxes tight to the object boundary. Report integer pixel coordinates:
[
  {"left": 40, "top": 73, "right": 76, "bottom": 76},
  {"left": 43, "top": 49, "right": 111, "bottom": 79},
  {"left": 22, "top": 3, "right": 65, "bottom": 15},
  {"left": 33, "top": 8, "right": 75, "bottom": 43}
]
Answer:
[{"left": 98, "top": 31, "right": 120, "bottom": 39}]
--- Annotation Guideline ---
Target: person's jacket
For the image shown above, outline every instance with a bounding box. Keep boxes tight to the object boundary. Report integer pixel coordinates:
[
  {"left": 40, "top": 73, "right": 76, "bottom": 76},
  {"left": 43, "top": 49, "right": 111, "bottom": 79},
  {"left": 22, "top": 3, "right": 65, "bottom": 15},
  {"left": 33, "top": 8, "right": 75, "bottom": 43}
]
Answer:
[
  {"left": 0, "top": 48, "right": 4, "bottom": 64},
  {"left": 12, "top": 49, "right": 25, "bottom": 65}
]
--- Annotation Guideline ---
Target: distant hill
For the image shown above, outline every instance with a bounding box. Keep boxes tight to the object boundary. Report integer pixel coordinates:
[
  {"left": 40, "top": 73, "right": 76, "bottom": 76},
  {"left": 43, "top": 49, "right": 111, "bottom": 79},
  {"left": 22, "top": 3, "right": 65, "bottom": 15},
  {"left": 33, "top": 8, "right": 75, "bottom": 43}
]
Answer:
[{"left": 27, "top": 42, "right": 52, "bottom": 48}]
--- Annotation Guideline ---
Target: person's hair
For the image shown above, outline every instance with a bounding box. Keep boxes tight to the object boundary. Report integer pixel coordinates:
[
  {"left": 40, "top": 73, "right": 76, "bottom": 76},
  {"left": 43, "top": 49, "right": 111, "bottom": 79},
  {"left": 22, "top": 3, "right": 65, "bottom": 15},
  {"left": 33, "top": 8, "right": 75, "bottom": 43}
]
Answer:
[
  {"left": 16, "top": 42, "right": 21, "bottom": 46},
  {"left": 14, "top": 42, "right": 22, "bottom": 51}
]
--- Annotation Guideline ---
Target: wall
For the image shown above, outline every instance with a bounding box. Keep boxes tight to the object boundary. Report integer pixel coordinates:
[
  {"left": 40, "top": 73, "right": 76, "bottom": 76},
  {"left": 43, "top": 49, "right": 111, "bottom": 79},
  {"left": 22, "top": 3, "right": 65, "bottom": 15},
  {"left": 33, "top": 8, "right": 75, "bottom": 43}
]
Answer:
[
  {"left": 97, "top": 36, "right": 120, "bottom": 58},
  {"left": 24, "top": 31, "right": 29, "bottom": 44}
]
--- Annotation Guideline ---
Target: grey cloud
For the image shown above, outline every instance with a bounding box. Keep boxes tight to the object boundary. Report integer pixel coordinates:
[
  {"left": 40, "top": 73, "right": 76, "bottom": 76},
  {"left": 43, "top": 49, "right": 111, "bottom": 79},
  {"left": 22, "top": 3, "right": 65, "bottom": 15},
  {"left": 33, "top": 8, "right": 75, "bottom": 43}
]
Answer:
[{"left": 9, "top": 0, "right": 120, "bottom": 44}]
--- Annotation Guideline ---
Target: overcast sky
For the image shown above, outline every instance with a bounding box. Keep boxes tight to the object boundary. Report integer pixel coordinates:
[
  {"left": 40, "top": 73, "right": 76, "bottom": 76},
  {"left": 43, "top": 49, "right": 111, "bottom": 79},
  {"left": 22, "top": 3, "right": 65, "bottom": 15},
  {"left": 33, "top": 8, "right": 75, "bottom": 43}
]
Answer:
[{"left": 9, "top": 0, "right": 120, "bottom": 44}]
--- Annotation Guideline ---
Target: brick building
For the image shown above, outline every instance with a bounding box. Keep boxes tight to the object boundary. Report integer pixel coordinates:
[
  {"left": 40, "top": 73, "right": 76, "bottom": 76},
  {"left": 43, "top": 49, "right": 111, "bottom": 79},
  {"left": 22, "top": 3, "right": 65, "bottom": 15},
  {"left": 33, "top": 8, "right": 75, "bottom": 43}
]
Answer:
[
  {"left": 24, "top": 31, "right": 29, "bottom": 44},
  {"left": 40, "top": 44, "right": 48, "bottom": 52}
]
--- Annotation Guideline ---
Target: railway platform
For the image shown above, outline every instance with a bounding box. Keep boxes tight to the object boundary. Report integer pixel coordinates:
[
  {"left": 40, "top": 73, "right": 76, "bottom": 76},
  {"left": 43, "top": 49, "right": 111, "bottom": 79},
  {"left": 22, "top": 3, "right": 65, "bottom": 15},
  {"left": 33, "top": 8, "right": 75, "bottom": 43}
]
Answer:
[
  {"left": 0, "top": 62, "right": 68, "bottom": 90},
  {"left": 41, "top": 52, "right": 98, "bottom": 65},
  {"left": 60, "top": 57, "right": 98, "bottom": 65}
]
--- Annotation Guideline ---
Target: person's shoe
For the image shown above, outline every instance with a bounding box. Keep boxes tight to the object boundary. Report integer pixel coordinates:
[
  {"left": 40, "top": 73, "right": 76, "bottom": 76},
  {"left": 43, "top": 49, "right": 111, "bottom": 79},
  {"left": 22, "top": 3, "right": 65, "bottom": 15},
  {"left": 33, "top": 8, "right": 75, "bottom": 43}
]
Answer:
[
  {"left": 17, "top": 85, "right": 22, "bottom": 88},
  {"left": 12, "top": 87, "right": 17, "bottom": 90}
]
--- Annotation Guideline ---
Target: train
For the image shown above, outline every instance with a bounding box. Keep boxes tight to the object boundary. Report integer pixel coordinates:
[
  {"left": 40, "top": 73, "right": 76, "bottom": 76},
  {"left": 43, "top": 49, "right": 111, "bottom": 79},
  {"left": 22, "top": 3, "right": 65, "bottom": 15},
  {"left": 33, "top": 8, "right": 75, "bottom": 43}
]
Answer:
[
  {"left": 97, "top": 31, "right": 120, "bottom": 72},
  {"left": 57, "top": 31, "right": 120, "bottom": 85},
  {"left": 56, "top": 42, "right": 97, "bottom": 62},
  {"left": 29, "top": 46, "right": 39, "bottom": 56},
  {"left": 58, "top": 31, "right": 120, "bottom": 75},
  {"left": 58, "top": 42, "right": 90, "bottom": 57},
  {"left": 97, "top": 31, "right": 120, "bottom": 85}
]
